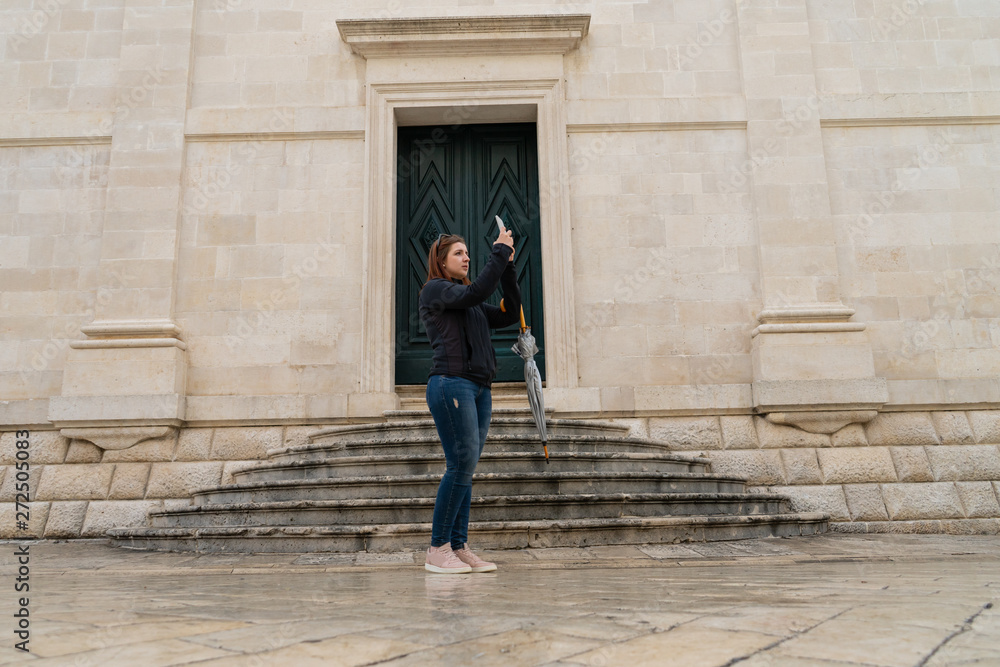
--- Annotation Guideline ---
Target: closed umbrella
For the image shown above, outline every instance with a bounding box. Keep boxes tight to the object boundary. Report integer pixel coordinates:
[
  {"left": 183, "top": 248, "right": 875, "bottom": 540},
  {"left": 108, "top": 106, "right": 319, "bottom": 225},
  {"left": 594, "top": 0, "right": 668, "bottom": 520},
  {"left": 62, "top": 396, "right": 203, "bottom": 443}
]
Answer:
[{"left": 512, "top": 306, "right": 549, "bottom": 463}]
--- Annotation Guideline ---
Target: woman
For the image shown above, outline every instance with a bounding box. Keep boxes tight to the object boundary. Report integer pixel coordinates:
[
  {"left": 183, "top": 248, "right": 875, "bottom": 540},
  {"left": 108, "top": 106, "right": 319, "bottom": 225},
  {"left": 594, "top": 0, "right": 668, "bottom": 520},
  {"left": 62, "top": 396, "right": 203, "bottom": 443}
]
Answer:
[{"left": 419, "top": 225, "right": 520, "bottom": 574}]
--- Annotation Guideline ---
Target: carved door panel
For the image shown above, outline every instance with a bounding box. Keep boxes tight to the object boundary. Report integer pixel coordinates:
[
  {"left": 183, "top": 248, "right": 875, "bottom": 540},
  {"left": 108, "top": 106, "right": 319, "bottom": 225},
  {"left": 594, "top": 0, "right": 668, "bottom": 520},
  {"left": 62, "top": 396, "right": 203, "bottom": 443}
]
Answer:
[{"left": 394, "top": 123, "right": 544, "bottom": 385}]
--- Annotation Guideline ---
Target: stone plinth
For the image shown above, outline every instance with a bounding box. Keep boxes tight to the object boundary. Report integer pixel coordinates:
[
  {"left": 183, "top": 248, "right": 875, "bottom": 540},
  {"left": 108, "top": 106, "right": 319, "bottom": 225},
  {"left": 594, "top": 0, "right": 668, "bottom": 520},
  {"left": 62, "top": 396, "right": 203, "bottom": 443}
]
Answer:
[
  {"left": 50, "top": 321, "right": 187, "bottom": 429},
  {"left": 751, "top": 307, "right": 887, "bottom": 415}
]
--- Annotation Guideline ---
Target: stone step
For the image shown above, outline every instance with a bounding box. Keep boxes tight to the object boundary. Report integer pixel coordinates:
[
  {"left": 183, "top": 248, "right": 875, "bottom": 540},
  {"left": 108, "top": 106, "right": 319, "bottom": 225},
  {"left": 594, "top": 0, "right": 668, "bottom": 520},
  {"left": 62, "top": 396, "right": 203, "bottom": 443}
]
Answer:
[
  {"left": 149, "top": 493, "right": 793, "bottom": 528},
  {"left": 235, "top": 452, "right": 707, "bottom": 483},
  {"left": 109, "top": 512, "right": 830, "bottom": 553},
  {"left": 106, "top": 402, "right": 829, "bottom": 553},
  {"left": 194, "top": 472, "right": 753, "bottom": 505},
  {"left": 395, "top": 383, "right": 534, "bottom": 411},
  {"left": 302, "top": 416, "right": 628, "bottom": 446},
  {"left": 269, "top": 434, "right": 698, "bottom": 463},
  {"left": 384, "top": 407, "right": 556, "bottom": 422},
  {"left": 398, "top": 395, "right": 530, "bottom": 410}
]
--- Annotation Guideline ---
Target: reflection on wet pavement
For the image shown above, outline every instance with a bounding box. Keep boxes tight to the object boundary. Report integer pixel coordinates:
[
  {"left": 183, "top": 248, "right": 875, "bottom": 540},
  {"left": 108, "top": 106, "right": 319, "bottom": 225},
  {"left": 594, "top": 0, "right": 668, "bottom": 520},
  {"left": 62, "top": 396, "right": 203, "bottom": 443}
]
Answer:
[{"left": 1, "top": 534, "right": 997, "bottom": 665}]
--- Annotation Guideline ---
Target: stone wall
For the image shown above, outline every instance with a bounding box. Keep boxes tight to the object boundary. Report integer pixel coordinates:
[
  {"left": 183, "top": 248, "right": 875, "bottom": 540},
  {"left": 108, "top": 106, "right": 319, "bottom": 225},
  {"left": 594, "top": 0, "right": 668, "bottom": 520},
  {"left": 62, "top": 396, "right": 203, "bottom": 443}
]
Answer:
[
  {"left": 614, "top": 409, "right": 1000, "bottom": 535},
  {"left": 177, "top": 136, "right": 365, "bottom": 417},
  {"left": 824, "top": 122, "right": 1000, "bottom": 407},
  {"left": 3, "top": 0, "right": 999, "bottom": 425},
  {"left": 569, "top": 127, "right": 757, "bottom": 390},
  {"left": 3, "top": 410, "right": 999, "bottom": 539},
  {"left": 0, "top": 425, "right": 310, "bottom": 539},
  {"left": 1, "top": 142, "right": 109, "bottom": 404},
  {"left": 3, "top": 1, "right": 1000, "bottom": 538}
]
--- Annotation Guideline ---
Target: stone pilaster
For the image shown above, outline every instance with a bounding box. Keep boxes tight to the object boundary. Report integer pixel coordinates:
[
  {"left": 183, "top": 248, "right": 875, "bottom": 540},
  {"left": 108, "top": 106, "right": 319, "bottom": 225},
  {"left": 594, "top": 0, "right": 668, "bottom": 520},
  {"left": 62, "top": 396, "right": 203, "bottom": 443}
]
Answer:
[
  {"left": 49, "top": 0, "right": 195, "bottom": 434},
  {"left": 736, "top": 0, "right": 886, "bottom": 422}
]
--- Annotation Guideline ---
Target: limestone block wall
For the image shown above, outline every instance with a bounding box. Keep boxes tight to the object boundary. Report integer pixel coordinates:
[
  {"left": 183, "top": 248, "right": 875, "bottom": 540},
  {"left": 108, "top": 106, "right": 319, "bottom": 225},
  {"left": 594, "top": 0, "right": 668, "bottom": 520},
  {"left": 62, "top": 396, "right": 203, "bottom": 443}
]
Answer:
[
  {"left": 0, "top": 143, "right": 109, "bottom": 411},
  {"left": 615, "top": 409, "right": 1000, "bottom": 534},
  {"left": 824, "top": 122, "right": 1000, "bottom": 406},
  {"left": 188, "top": 1, "right": 364, "bottom": 110},
  {"left": 4, "top": 0, "right": 1000, "bottom": 425},
  {"left": 177, "top": 136, "right": 365, "bottom": 420},
  {"left": 1, "top": 0, "right": 1000, "bottom": 533},
  {"left": 2, "top": 0, "right": 125, "bottom": 123},
  {"left": 563, "top": 0, "right": 743, "bottom": 102},
  {"left": 0, "top": 425, "right": 310, "bottom": 539},
  {"left": 806, "top": 0, "right": 1000, "bottom": 96},
  {"left": 569, "top": 128, "right": 757, "bottom": 390}
]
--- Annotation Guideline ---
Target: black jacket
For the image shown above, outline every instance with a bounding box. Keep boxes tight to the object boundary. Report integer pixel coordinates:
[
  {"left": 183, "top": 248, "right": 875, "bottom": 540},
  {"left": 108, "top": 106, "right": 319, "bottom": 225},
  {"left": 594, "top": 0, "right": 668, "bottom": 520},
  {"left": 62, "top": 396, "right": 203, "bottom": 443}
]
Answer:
[{"left": 419, "top": 243, "right": 522, "bottom": 387}]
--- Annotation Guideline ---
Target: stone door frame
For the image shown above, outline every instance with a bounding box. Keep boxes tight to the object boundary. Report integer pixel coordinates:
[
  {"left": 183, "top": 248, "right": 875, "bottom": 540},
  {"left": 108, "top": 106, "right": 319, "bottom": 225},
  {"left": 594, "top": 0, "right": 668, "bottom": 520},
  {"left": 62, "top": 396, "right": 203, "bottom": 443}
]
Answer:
[{"left": 357, "top": 79, "right": 580, "bottom": 412}]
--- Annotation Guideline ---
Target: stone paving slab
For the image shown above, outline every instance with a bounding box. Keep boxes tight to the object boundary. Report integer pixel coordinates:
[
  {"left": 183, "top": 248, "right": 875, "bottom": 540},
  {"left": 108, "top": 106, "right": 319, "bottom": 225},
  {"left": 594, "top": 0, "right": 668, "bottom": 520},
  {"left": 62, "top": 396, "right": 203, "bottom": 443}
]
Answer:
[{"left": 0, "top": 534, "right": 997, "bottom": 665}]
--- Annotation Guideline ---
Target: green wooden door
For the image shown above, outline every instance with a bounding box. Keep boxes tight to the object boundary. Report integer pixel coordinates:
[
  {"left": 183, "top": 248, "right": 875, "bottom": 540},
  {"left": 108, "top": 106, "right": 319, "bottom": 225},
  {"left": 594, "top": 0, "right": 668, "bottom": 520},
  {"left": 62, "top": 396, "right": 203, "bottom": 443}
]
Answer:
[{"left": 395, "top": 123, "right": 544, "bottom": 385}]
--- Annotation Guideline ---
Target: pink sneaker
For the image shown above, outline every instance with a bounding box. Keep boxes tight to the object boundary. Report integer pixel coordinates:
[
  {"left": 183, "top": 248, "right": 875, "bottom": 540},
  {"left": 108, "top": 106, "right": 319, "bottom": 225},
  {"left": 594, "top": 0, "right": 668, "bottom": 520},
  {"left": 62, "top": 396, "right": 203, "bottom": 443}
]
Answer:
[
  {"left": 454, "top": 544, "right": 497, "bottom": 573},
  {"left": 424, "top": 545, "right": 472, "bottom": 574}
]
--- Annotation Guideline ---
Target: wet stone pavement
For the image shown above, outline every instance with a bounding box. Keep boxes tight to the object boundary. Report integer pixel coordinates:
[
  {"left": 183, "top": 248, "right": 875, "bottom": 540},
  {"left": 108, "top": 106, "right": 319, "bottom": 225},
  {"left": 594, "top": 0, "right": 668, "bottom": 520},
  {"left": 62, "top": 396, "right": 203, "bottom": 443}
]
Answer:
[{"left": 0, "top": 534, "right": 998, "bottom": 666}]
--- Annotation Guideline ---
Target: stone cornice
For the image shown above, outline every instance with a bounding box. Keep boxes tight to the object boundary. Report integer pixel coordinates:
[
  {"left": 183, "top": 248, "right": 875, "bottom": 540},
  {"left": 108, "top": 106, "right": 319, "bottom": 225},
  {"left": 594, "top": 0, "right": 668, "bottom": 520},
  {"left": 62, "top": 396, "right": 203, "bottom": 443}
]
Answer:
[
  {"left": 568, "top": 121, "right": 747, "bottom": 133},
  {"left": 71, "top": 319, "right": 186, "bottom": 350},
  {"left": 0, "top": 136, "right": 112, "bottom": 147},
  {"left": 70, "top": 338, "right": 188, "bottom": 350},
  {"left": 752, "top": 306, "right": 863, "bottom": 338},
  {"left": 757, "top": 306, "right": 856, "bottom": 324},
  {"left": 337, "top": 14, "right": 591, "bottom": 58},
  {"left": 80, "top": 320, "right": 182, "bottom": 338},
  {"left": 186, "top": 130, "right": 366, "bottom": 143},
  {"left": 751, "top": 323, "right": 867, "bottom": 338},
  {"left": 821, "top": 115, "right": 1000, "bottom": 128}
]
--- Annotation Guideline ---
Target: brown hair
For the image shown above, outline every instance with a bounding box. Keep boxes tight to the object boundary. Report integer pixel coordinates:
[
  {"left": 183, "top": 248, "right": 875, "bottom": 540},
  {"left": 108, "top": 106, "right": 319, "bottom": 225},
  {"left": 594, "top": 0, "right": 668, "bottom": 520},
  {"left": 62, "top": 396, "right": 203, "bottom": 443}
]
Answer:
[{"left": 425, "top": 234, "right": 471, "bottom": 286}]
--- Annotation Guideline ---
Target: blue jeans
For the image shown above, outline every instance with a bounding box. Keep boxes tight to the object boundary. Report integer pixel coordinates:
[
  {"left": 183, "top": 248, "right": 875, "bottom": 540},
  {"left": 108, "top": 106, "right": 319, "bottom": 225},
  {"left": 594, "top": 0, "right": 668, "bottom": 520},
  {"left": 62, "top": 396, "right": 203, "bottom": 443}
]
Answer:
[{"left": 426, "top": 375, "right": 492, "bottom": 548}]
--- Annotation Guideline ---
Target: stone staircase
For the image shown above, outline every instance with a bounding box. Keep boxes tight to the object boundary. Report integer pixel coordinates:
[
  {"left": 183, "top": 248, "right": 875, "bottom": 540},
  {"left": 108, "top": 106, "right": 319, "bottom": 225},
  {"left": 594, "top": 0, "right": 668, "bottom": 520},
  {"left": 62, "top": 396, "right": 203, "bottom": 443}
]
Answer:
[{"left": 108, "top": 410, "right": 828, "bottom": 553}]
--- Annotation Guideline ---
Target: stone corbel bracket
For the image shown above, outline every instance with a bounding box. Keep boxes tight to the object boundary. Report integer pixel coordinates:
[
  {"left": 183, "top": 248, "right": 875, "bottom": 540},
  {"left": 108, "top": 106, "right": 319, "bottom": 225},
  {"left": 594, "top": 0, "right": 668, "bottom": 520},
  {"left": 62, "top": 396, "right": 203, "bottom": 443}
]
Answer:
[
  {"left": 765, "top": 410, "right": 878, "bottom": 435},
  {"left": 60, "top": 426, "right": 176, "bottom": 451},
  {"left": 337, "top": 14, "right": 591, "bottom": 58}
]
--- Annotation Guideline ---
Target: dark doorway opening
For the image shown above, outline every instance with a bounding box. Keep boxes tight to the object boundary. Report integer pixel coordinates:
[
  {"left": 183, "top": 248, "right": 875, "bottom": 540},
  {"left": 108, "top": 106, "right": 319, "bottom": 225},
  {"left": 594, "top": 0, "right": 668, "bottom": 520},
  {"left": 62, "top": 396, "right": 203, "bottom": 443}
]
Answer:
[{"left": 394, "top": 123, "right": 545, "bottom": 386}]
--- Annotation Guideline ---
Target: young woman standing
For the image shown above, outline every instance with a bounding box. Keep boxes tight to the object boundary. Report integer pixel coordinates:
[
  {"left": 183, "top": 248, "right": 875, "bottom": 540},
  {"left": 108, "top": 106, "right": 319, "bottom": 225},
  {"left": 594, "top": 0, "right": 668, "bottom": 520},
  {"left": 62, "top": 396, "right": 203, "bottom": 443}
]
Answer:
[{"left": 418, "top": 224, "right": 520, "bottom": 574}]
